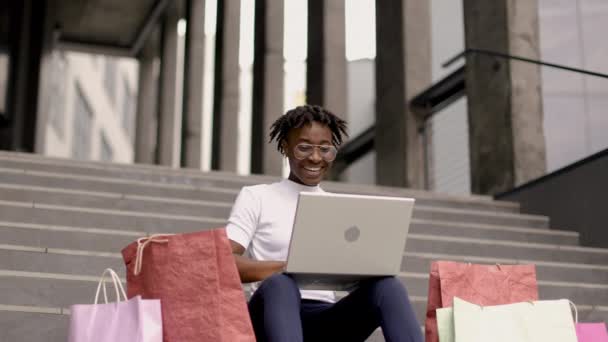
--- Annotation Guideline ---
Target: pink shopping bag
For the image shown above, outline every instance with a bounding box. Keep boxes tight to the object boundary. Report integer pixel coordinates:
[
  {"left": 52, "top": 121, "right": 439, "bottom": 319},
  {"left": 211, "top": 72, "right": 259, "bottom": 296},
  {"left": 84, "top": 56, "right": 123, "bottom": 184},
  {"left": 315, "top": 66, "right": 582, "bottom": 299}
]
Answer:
[
  {"left": 68, "top": 268, "right": 162, "bottom": 342},
  {"left": 425, "top": 261, "right": 539, "bottom": 342},
  {"left": 576, "top": 323, "right": 608, "bottom": 341}
]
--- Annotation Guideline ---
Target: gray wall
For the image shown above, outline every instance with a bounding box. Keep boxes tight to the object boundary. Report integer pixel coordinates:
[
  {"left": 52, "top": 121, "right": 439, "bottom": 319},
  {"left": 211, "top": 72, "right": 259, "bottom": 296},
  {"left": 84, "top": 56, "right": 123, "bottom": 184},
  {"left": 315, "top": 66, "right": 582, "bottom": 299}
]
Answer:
[
  {"left": 496, "top": 149, "right": 608, "bottom": 248},
  {"left": 343, "top": 58, "right": 376, "bottom": 185}
]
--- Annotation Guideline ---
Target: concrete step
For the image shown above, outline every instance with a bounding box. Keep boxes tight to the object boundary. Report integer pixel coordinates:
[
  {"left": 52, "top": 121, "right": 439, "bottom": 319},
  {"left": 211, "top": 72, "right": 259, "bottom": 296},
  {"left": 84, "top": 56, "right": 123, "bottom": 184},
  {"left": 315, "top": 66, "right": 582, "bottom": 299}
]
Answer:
[
  {"left": 0, "top": 222, "right": 144, "bottom": 254},
  {"left": 0, "top": 181, "right": 548, "bottom": 229},
  {"left": 0, "top": 305, "right": 393, "bottom": 342},
  {"left": 3, "top": 243, "right": 608, "bottom": 286},
  {"left": 2, "top": 297, "right": 606, "bottom": 342},
  {"left": 401, "top": 252, "right": 608, "bottom": 284},
  {"left": 0, "top": 201, "right": 226, "bottom": 233},
  {"left": 0, "top": 152, "right": 520, "bottom": 213},
  {"left": 0, "top": 215, "right": 576, "bottom": 256},
  {"left": 0, "top": 246, "right": 124, "bottom": 277},
  {"left": 0, "top": 183, "right": 556, "bottom": 238},
  {"left": 397, "top": 273, "right": 608, "bottom": 310},
  {"left": 0, "top": 167, "right": 521, "bottom": 218},
  {"left": 414, "top": 206, "right": 547, "bottom": 229},
  {"left": 0, "top": 203, "right": 601, "bottom": 265},
  {"left": 0, "top": 309, "right": 69, "bottom": 342},
  {"left": 0, "top": 270, "right": 606, "bottom": 325},
  {"left": 0, "top": 184, "right": 234, "bottom": 221},
  {"left": 0, "top": 169, "right": 239, "bottom": 203},
  {"left": 0, "top": 152, "right": 279, "bottom": 187},
  {"left": 409, "top": 234, "right": 608, "bottom": 265},
  {"left": 411, "top": 220, "right": 576, "bottom": 245}
]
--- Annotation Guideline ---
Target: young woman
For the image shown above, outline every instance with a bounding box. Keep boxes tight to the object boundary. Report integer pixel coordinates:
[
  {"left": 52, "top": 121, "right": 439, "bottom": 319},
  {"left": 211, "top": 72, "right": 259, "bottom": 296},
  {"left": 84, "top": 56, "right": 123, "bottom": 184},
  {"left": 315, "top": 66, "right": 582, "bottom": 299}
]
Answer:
[{"left": 226, "top": 105, "right": 422, "bottom": 342}]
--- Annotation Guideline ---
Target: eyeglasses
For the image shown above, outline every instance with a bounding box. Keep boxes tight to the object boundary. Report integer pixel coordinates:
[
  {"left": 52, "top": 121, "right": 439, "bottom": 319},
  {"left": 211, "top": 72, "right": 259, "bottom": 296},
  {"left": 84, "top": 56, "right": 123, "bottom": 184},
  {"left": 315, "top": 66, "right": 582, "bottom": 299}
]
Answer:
[{"left": 293, "top": 143, "right": 338, "bottom": 162}]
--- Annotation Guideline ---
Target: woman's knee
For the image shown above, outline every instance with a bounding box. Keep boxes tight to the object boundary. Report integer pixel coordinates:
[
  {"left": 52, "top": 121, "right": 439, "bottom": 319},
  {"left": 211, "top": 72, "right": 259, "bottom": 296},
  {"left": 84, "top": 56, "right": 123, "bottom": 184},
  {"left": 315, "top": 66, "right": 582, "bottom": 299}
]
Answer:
[
  {"left": 366, "top": 276, "right": 408, "bottom": 302},
  {"left": 257, "top": 273, "right": 300, "bottom": 299}
]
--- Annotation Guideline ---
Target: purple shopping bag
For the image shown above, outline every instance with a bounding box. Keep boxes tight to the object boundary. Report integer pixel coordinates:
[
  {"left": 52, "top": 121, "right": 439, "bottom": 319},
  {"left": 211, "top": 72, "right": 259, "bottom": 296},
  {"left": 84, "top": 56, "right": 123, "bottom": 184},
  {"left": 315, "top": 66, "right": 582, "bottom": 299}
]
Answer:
[
  {"left": 576, "top": 323, "right": 608, "bottom": 342},
  {"left": 68, "top": 269, "right": 162, "bottom": 342}
]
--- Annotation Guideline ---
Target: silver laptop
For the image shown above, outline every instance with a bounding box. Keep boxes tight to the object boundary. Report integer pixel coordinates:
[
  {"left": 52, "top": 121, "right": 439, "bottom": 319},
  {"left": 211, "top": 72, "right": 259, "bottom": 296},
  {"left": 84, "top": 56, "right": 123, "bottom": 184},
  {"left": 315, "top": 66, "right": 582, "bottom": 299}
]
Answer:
[{"left": 285, "top": 192, "right": 415, "bottom": 290}]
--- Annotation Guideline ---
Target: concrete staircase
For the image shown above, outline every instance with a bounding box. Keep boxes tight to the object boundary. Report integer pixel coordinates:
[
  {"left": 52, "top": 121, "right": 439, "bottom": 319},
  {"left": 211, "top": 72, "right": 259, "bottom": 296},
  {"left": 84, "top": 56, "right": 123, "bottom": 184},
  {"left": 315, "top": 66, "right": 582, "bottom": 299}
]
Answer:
[{"left": 0, "top": 151, "right": 607, "bottom": 342}]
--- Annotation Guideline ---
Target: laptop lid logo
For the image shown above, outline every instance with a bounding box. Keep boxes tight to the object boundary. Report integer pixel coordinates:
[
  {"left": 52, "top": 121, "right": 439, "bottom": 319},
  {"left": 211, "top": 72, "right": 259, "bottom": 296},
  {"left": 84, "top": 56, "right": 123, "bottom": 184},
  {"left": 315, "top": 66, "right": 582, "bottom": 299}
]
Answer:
[{"left": 344, "top": 226, "right": 360, "bottom": 242}]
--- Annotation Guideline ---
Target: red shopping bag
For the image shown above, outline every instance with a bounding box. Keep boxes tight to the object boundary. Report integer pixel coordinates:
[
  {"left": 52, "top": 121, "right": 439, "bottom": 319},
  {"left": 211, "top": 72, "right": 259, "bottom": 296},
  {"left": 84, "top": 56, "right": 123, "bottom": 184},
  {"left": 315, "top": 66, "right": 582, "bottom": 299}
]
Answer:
[
  {"left": 425, "top": 261, "right": 539, "bottom": 342},
  {"left": 122, "top": 228, "right": 255, "bottom": 342}
]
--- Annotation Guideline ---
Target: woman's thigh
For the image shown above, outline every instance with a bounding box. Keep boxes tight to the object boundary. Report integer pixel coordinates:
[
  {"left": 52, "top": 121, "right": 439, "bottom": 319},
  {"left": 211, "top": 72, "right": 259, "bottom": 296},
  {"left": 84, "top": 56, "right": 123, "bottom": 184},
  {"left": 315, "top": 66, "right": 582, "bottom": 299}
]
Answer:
[{"left": 300, "top": 294, "right": 380, "bottom": 342}]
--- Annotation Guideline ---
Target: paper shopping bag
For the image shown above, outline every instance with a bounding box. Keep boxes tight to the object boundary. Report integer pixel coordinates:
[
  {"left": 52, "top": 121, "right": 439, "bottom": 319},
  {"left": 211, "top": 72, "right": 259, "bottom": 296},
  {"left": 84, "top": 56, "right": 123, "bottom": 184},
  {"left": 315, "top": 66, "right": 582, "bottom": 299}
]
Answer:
[
  {"left": 68, "top": 268, "right": 162, "bottom": 342},
  {"left": 576, "top": 323, "right": 608, "bottom": 342},
  {"left": 122, "top": 228, "right": 255, "bottom": 342},
  {"left": 425, "top": 261, "right": 538, "bottom": 342},
  {"left": 452, "top": 297, "right": 577, "bottom": 342},
  {"left": 436, "top": 307, "right": 454, "bottom": 342}
]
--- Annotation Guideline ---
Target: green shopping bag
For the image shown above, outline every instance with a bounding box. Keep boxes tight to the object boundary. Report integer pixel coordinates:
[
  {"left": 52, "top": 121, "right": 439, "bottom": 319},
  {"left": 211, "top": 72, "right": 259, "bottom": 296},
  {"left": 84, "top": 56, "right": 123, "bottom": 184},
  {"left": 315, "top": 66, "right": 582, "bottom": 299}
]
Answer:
[{"left": 451, "top": 297, "right": 577, "bottom": 342}]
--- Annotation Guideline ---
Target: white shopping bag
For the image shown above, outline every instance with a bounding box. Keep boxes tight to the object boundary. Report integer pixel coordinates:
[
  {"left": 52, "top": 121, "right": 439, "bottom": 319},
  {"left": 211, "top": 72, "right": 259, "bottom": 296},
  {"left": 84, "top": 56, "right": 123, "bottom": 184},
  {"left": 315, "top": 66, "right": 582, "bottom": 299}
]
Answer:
[
  {"left": 452, "top": 297, "right": 577, "bottom": 342},
  {"left": 436, "top": 307, "right": 454, "bottom": 342}
]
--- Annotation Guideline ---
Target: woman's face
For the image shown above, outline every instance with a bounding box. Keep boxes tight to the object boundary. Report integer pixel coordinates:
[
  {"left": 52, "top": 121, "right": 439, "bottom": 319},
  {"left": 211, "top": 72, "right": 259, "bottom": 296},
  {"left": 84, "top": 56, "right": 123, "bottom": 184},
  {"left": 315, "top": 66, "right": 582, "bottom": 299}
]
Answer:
[{"left": 284, "top": 122, "right": 334, "bottom": 186}]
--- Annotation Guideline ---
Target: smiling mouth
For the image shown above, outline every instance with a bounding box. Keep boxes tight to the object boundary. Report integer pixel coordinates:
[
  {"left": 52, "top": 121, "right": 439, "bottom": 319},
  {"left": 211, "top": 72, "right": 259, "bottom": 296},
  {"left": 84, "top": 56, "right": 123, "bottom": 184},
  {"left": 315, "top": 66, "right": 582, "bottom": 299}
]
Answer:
[{"left": 303, "top": 166, "right": 322, "bottom": 173}]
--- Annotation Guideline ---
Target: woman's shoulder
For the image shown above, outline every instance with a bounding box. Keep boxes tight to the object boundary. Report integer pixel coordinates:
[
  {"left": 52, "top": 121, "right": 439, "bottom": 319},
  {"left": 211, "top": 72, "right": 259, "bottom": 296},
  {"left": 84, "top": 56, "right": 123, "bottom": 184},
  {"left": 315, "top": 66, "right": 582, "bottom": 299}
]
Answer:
[{"left": 239, "top": 181, "right": 282, "bottom": 197}]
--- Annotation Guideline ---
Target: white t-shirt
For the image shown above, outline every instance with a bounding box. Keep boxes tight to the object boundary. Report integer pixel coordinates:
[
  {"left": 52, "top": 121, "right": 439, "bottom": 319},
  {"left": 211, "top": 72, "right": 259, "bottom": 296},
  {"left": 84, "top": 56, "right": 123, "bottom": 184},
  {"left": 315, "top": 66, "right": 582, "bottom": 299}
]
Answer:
[{"left": 226, "top": 178, "right": 336, "bottom": 303}]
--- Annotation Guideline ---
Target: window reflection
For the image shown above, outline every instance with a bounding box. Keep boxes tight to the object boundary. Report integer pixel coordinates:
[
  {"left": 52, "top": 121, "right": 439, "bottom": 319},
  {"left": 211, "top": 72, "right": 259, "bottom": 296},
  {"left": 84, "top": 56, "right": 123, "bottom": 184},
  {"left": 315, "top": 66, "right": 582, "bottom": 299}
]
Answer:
[{"left": 0, "top": 51, "right": 7, "bottom": 116}]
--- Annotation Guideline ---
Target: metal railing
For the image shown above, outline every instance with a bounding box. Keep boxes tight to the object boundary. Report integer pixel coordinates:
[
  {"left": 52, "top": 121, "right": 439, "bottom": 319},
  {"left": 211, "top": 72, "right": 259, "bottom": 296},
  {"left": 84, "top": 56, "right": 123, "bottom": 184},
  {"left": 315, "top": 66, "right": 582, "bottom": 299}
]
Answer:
[
  {"left": 443, "top": 48, "right": 608, "bottom": 80},
  {"left": 332, "top": 48, "right": 608, "bottom": 187}
]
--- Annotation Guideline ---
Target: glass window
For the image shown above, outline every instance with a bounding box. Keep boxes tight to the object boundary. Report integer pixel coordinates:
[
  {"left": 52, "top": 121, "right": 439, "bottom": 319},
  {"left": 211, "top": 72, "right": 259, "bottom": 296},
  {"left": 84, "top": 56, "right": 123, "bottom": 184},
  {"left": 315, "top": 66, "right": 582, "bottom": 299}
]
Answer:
[
  {"left": 121, "top": 77, "right": 135, "bottom": 142},
  {"left": 48, "top": 51, "right": 68, "bottom": 137},
  {"left": 539, "top": 0, "right": 608, "bottom": 171},
  {"left": 0, "top": 50, "right": 8, "bottom": 117},
  {"left": 100, "top": 132, "right": 113, "bottom": 162},
  {"left": 104, "top": 57, "right": 117, "bottom": 106},
  {"left": 0, "top": 3, "right": 11, "bottom": 120},
  {"left": 71, "top": 85, "right": 93, "bottom": 160}
]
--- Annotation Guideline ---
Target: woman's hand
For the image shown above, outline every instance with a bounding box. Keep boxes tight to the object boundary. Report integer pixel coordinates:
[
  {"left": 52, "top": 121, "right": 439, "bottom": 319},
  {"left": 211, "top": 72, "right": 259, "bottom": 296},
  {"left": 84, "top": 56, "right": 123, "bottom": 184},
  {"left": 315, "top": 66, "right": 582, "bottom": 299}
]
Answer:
[{"left": 230, "top": 240, "right": 286, "bottom": 283}]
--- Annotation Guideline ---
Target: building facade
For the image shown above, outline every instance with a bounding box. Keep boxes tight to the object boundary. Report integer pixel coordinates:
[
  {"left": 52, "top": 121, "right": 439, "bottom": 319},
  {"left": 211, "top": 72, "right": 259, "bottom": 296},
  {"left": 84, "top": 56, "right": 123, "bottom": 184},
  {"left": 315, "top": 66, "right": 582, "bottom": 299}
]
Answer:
[
  {"left": 2, "top": 0, "right": 606, "bottom": 196},
  {"left": 43, "top": 52, "right": 138, "bottom": 163}
]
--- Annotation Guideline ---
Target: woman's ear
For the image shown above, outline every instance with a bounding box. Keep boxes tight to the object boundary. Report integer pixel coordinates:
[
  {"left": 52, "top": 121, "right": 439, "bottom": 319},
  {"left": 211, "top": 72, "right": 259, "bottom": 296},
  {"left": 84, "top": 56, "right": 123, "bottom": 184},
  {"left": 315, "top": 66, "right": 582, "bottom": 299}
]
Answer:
[{"left": 280, "top": 141, "right": 288, "bottom": 156}]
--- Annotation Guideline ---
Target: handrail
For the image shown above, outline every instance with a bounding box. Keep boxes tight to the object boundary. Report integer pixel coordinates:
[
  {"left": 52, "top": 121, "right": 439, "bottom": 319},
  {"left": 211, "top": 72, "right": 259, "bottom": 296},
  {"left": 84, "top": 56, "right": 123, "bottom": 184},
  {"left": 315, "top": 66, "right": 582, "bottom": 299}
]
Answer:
[
  {"left": 443, "top": 48, "right": 608, "bottom": 80},
  {"left": 330, "top": 125, "right": 375, "bottom": 179},
  {"left": 409, "top": 66, "right": 465, "bottom": 122},
  {"left": 332, "top": 48, "right": 608, "bottom": 182}
]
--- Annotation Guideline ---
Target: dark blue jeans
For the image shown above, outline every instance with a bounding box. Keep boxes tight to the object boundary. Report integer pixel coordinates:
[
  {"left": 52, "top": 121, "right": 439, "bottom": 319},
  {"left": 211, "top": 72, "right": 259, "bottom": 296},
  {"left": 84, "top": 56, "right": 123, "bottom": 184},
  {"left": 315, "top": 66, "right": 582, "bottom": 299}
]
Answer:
[{"left": 248, "top": 274, "right": 423, "bottom": 342}]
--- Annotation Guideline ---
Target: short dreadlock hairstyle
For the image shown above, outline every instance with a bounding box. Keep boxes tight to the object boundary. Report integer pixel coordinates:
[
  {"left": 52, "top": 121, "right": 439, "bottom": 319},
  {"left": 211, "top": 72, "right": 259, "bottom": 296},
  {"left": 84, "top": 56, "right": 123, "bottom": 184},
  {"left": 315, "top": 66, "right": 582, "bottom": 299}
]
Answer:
[{"left": 269, "top": 105, "right": 348, "bottom": 155}]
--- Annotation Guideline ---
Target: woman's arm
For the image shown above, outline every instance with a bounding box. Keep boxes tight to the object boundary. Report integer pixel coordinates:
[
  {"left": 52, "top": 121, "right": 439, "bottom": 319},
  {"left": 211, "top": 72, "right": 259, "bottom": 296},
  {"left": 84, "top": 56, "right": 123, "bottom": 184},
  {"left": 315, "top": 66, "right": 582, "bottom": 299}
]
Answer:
[{"left": 230, "top": 240, "right": 286, "bottom": 283}]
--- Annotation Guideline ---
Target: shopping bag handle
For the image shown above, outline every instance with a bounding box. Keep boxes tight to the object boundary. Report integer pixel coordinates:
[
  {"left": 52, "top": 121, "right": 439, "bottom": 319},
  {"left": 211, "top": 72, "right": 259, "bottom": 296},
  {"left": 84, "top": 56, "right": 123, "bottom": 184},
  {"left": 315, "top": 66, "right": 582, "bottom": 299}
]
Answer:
[
  {"left": 134, "top": 234, "right": 173, "bottom": 275},
  {"left": 523, "top": 300, "right": 579, "bottom": 323},
  {"left": 94, "top": 268, "right": 128, "bottom": 304},
  {"left": 568, "top": 300, "right": 579, "bottom": 323}
]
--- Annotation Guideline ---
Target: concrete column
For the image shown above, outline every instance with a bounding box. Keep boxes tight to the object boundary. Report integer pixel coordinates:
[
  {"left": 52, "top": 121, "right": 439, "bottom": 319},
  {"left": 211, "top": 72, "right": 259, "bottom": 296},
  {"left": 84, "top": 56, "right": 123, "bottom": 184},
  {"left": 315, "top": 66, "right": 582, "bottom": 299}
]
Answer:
[
  {"left": 182, "top": 0, "right": 206, "bottom": 169},
  {"left": 463, "top": 0, "right": 546, "bottom": 194},
  {"left": 33, "top": 1, "right": 59, "bottom": 154},
  {"left": 306, "top": 0, "right": 348, "bottom": 118},
  {"left": 251, "top": 0, "right": 284, "bottom": 175},
  {"left": 134, "top": 36, "right": 160, "bottom": 164},
  {"left": 157, "top": 4, "right": 182, "bottom": 167},
  {"left": 215, "top": 0, "right": 240, "bottom": 172},
  {"left": 374, "top": 0, "right": 432, "bottom": 188},
  {"left": 0, "top": 0, "right": 45, "bottom": 152}
]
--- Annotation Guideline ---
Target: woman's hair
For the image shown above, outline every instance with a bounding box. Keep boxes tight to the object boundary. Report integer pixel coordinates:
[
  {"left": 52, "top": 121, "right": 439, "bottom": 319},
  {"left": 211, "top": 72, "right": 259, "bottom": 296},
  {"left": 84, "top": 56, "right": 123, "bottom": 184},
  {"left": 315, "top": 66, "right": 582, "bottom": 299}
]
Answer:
[{"left": 269, "top": 105, "right": 348, "bottom": 154}]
